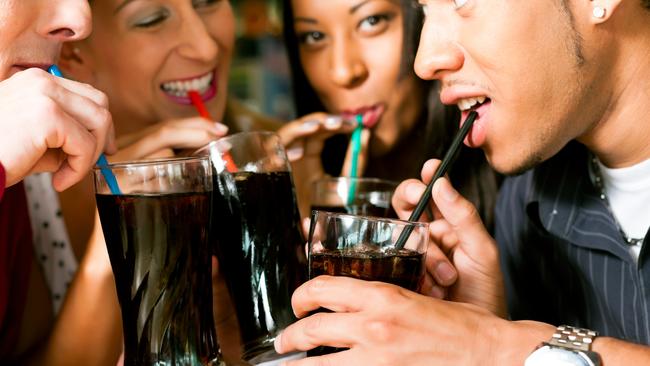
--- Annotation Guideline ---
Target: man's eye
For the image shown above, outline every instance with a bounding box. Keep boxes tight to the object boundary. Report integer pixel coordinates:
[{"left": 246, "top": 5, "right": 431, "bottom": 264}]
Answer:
[{"left": 298, "top": 31, "right": 325, "bottom": 45}]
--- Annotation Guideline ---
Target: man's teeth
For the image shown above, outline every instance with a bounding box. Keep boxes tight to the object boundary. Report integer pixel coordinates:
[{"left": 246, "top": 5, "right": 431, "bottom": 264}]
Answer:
[
  {"left": 457, "top": 96, "right": 487, "bottom": 111},
  {"left": 161, "top": 72, "right": 213, "bottom": 97}
]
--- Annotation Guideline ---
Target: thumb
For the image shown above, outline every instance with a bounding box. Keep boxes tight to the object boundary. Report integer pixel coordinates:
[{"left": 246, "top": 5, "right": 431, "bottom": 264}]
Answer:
[{"left": 431, "top": 177, "right": 493, "bottom": 250}]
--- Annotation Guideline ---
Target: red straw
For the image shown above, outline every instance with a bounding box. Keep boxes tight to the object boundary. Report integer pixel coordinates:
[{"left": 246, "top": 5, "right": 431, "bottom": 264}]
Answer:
[{"left": 188, "top": 90, "right": 238, "bottom": 173}]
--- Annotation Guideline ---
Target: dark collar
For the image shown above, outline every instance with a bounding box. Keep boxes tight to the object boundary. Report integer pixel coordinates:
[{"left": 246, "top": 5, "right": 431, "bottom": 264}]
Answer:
[{"left": 524, "top": 142, "right": 635, "bottom": 261}]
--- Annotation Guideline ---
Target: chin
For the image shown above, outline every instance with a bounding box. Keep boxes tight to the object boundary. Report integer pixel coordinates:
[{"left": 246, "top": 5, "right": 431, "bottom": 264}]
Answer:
[{"left": 485, "top": 148, "right": 544, "bottom": 176}]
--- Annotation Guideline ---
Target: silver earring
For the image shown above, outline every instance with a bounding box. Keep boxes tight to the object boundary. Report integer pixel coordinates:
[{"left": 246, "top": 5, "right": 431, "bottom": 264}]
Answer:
[{"left": 593, "top": 7, "right": 606, "bottom": 18}]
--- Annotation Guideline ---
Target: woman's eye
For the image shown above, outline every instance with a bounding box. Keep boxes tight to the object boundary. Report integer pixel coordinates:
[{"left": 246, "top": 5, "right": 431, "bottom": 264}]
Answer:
[
  {"left": 453, "top": 0, "right": 469, "bottom": 9},
  {"left": 298, "top": 31, "right": 325, "bottom": 45},
  {"left": 134, "top": 10, "right": 169, "bottom": 28},
  {"left": 359, "top": 14, "right": 391, "bottom": 32}
]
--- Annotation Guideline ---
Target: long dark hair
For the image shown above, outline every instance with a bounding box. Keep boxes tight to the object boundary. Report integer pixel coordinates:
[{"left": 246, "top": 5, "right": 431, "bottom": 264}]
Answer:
[{"left": 282, "top": 0, "right": 499, "bottom": 229}]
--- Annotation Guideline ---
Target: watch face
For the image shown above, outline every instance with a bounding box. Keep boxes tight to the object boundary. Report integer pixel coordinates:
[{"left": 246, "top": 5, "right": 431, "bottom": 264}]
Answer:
[{"left": 525, "top": 346, "right": 593, "bottom": 366}]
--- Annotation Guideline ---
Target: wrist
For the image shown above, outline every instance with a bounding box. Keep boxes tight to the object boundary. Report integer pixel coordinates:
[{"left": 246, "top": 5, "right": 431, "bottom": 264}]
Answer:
[{"left": 494, "top": 320, "right": 555, "bottom": 366}]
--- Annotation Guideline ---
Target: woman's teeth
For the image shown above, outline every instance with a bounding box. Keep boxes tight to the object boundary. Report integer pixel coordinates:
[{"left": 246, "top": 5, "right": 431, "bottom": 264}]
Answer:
[
  {"left": 457, "top": 96, "right": 487, "bottom": 111},
  {"left": 161, "top": 72, "right": 213, "bottom": 97}
]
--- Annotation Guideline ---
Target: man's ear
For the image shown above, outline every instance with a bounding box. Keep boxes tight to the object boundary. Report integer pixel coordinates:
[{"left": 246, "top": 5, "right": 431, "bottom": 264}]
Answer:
[{"left": 59, "top": 42, "right": 96, "bottom": 84}]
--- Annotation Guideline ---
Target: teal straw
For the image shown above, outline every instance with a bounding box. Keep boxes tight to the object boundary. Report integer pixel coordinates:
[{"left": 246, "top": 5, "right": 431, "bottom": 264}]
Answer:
[
  {"left": 347, "top": 115, "right": 363, "bottom": 205},
  {"left": 48, "top": 65, "right": 121, "bottom": 195}
]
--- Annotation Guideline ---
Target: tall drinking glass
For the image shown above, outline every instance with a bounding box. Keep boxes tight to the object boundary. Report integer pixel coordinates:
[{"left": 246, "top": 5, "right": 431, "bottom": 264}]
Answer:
[
  {"left": 195, "top": 132, "right": 307, "bottom": 364},
  {"left": 310, "top": 177, "right": 398, "bottom": 217},
  {"left": 94, "top": 157, "right": 223, "bottom": 366},
  {"left": 307, "top": 210, "right": 428, "bottom": 356}
]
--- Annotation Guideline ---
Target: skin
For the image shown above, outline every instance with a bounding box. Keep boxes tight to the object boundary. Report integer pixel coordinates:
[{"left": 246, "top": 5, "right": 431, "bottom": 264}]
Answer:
[
  {"left": 278, "top": 0, "right": 425, "bottom": 217},
  {"left": 0, "top": 0, "right": 118, "bottom": 364},
  {"left": 274, "top": 0, "right": 650, "bottom": 364},
  {"left": 13, "top": 1, "right": 241, "bottom": 364},
  {"left": 0, "top": 0, "right": 115, "bottom": 191}
]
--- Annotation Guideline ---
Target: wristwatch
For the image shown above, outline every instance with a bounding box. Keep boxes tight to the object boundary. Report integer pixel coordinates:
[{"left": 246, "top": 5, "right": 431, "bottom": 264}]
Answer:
[{"left": 525, "top": 325, "right": 602, "bottom": 366}]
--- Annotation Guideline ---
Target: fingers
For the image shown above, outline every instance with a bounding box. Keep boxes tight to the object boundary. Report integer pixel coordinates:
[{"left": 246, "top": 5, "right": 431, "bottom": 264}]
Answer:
[
  {"left": 284, "top": 348, "right": 366, "bottom": 366},
  {"left": 110, "top": 118, "right": 226, "bottom": 162},
  {"left": 431, "top": 178, "right": 494, "bottom": 252},
  {"left": 275, "top": 312, "right": 361, "bottom": 353},
  {"left": 392, "top": 179, "right": 427, "bottom": 221},
  {"left": 278, "top": 113, "right": 357, "bottom": 162},
  {"left": 291, "top": 276, "right": 409, "bottom": 318},
  {"left": 423, "top": 231, "right": 458, "bottom": 287}
]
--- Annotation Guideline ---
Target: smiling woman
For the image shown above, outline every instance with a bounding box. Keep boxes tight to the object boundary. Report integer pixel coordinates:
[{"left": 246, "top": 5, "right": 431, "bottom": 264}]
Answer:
[
  {"left": 280, "top": 0, "right": 498, "bottom": 225},
  {"left": 6, "top": 0, "right": 281, "bottom": 365}
]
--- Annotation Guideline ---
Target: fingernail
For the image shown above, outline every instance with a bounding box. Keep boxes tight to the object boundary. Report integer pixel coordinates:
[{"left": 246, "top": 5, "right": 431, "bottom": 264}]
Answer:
[
  {"left": 214, "top": 123, "right": 229, "bottom": 134},
  {"left": 287, "top": 145, "right": 304, "bottom": 161},
  {"left": 274, "top": 331, "right": 283, "bottom": 353},
  {"left": 435, "top": 261, "right": 457, "bottom": 285},
  {"left": 301, "top": 119, "right": 319, "bottom": 131},
  {"left": 430, "top": 285, "right": 445, "bottom": 299},
  {"left": 436, "top": 179, "right": 459, "bottom": 202},
  {"left": 406, "top": 183, "right": 423, "bottom": 201},
  {"left": 324, "top": 115, "right": 342, "bottom": 128}
]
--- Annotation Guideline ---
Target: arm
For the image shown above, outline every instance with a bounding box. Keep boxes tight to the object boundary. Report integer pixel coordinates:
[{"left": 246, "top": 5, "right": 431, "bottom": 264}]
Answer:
[
  {"left": 274, "top": 159, "right": 650, "bottom": 365},
  {"left": 0, "top": 69, "right": 115, "bottom": 191},
  {"left": 20, "top": 214, "right": 122, "bottom": 366}
]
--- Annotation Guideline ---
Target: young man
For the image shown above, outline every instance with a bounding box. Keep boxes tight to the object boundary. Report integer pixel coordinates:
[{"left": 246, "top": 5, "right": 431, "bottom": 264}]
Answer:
[
  {"left": 0, "top": 0, "right": 115, "bottom": 361},
  {"left": 273, "top": 0, "right": 650, "bottom": 364}
]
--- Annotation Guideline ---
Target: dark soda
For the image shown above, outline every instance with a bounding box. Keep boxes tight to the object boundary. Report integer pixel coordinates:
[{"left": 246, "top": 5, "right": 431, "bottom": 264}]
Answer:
[
  {"left": 96, "top": 192, "right": 221, "bottom": 366},
  {"left": 309, "top": 247, "right": 425, "bottom": 291},
  {"left": 307, "top": 247, "right": 424, "bottom": 357},
  {"left": 211, "top": 171, "right": 306, "bottom": 362}
]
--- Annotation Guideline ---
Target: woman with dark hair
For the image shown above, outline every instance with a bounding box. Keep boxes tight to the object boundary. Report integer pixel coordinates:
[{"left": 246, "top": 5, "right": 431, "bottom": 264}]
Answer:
[{"left": 278, "top": 0, "right": 498, "bottom": 230}]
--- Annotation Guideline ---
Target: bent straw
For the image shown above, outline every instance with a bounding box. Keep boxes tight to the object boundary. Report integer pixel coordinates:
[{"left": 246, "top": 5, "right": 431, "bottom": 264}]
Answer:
[
  {"left": 395, "top": 111, "right": 478, "bottom": 249},
  {"left": 346, "top": 114, "right": 364, "bottom": 205},
  {"left": 187, "top": 90, "right": 238, "bottom": 173},
  {"left": 48, "top": 65, "right": 122, "bottom": 195}
]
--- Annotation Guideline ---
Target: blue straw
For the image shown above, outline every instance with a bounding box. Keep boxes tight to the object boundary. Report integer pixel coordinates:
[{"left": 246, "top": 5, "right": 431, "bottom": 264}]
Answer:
[
  {"left": 48, "top": 65, "right": 121, "bottom": 194},
  {"left": 346, "top": 115, "right": 363, "bottom": 205}
]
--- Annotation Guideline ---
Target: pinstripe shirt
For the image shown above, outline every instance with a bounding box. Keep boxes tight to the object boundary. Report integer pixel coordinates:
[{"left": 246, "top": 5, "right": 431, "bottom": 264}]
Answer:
[{"left": 495, "top": 142, "right": 650, "bottom": 344}]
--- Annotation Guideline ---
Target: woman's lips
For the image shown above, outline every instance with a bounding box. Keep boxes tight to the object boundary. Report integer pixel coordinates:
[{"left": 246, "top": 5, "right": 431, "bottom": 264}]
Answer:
[
  {"left": 342, "top": 104, "right": 386, "bottom": 129},
  {"left": 161, "top": 70, "right": 218, "bottom": 106}
]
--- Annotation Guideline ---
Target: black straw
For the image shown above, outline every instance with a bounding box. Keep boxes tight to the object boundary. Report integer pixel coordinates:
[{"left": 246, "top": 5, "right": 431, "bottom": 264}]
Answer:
[{"left": 395, "top": 111, "right": 478, "bottom": 249}]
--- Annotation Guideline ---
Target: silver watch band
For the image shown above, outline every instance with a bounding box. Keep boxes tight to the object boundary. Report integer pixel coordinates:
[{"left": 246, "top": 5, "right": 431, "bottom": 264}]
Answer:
[{"left": 549, "top": 325, "right": 599, "bottom": 352}]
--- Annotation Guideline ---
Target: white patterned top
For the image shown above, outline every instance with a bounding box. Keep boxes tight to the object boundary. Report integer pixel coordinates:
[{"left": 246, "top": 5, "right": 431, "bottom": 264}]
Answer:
[{"left": 24, "top": 173, "right": 78, "bottom": 314}]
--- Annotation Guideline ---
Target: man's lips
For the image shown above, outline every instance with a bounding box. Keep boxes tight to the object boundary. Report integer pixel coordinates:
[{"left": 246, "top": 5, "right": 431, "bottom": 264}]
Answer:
[{"left": 460, "top": 100, "right": 491, "bottom": 148}]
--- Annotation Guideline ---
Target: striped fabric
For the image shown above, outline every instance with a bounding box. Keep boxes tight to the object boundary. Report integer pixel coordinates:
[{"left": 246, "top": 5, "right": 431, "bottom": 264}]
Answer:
[{"left": 495, "top": 142, "right": 650, "bottom": 344}]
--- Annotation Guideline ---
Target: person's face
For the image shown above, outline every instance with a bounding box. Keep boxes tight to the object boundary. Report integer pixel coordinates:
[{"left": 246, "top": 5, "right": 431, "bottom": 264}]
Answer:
[
  {"left": 292, "top": 0, "right": 423, "bottom": 156},
  {"left": 0, "top": 0, "right": 91, "bottom": 81},
  {"left": 415, "top": 0, "right": 611, "bottom": 174},
  {"left": 70, "top": 0, "right": 234, "bottom": 135}
]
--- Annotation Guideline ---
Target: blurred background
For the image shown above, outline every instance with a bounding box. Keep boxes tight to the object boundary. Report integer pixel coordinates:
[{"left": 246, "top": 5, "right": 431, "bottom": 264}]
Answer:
[{"left": 229, "top": 0, "right": 295, "bottom": 121}]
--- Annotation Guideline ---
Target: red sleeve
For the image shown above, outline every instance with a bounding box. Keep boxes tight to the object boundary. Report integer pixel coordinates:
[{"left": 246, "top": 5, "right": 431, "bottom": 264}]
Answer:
[
  {"left": 0, "top": 183, "right": 33, "bottom": 359},
  {"left": 0, "top": 162, "right": 5, "bottom": 202}
]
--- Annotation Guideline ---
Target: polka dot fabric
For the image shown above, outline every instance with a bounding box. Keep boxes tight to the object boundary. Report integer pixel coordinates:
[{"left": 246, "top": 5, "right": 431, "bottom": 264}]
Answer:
[{"left": 24, "top": 173, "right": 78, "bottom": 314}]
